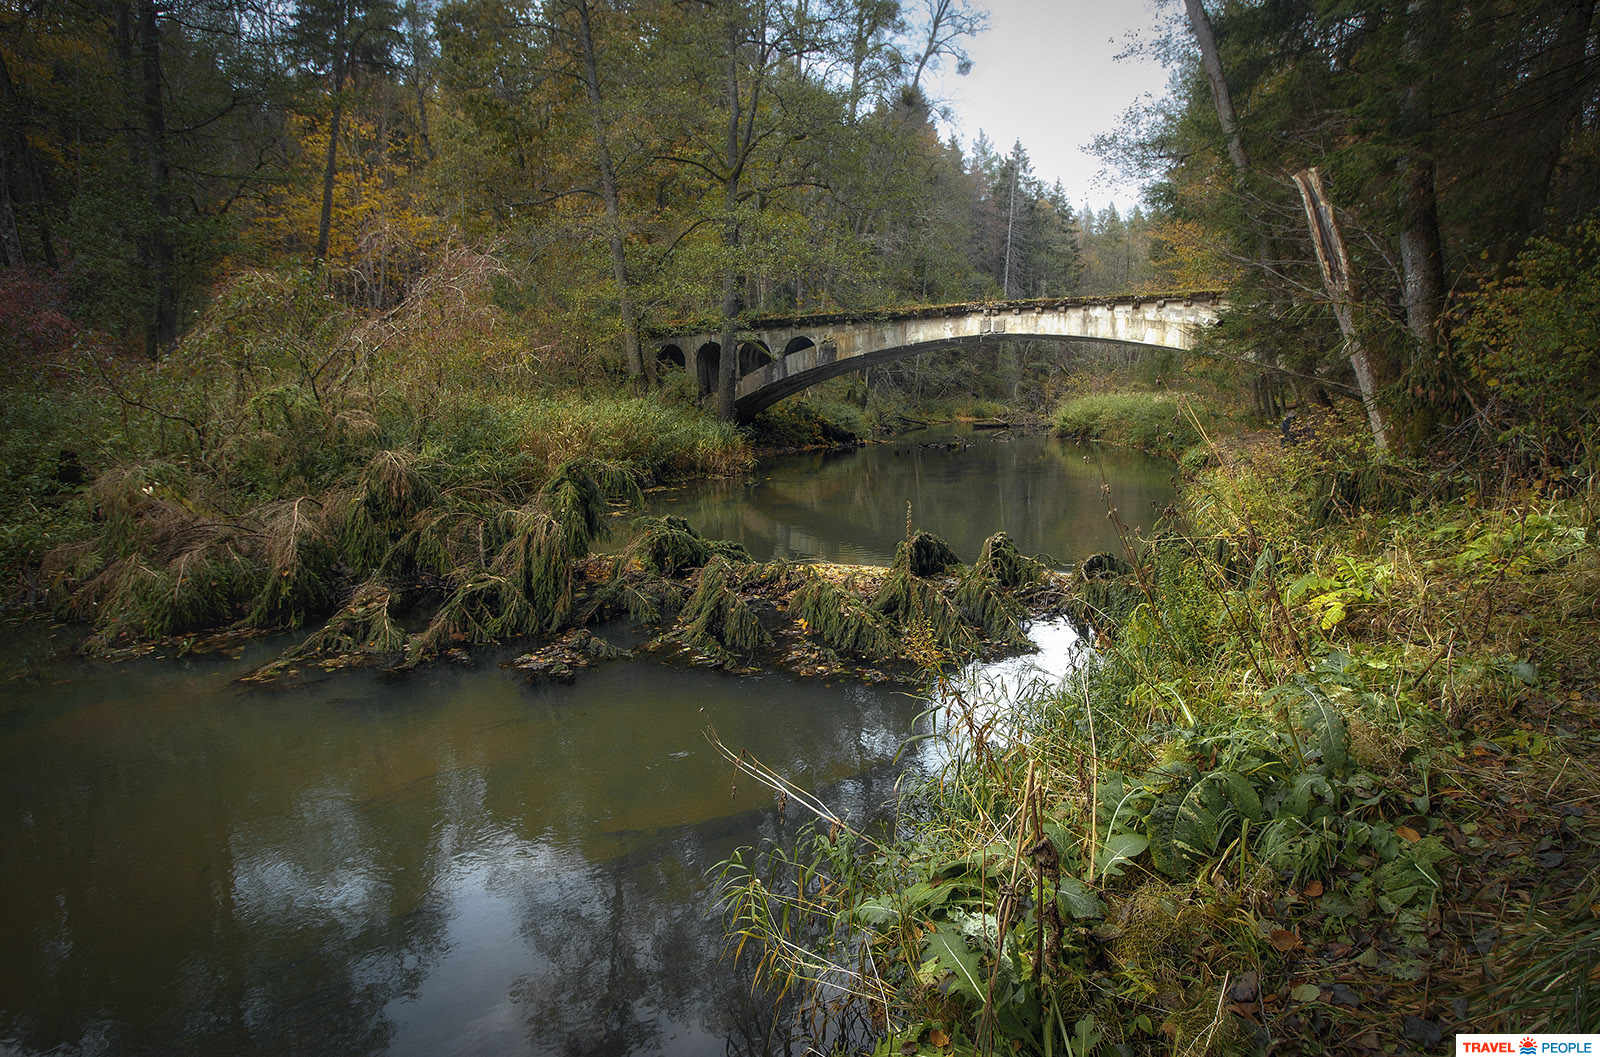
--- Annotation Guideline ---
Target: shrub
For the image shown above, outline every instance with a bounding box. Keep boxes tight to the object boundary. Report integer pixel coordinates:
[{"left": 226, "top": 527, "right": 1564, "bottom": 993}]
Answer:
[
  {"left": 746, "top": 398, "right": 865, "bottom": 449},
  {"left": 1458, "top": 216, "right": 1600, "bottom": 457}
]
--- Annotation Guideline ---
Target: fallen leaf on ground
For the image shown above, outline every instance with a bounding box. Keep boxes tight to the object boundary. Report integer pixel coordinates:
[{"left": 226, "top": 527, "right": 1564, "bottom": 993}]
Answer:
[
  {"left": 1403, "top": 1017, "right": 1442, "bottom": 1047},
  {"left": 1290, "top": 983, "right": 1321, "bottom": 1002}
]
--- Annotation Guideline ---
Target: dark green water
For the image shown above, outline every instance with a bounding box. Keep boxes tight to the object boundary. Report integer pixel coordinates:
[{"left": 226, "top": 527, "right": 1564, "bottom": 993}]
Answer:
[
  {"left": 0, "top": 432, "right": 1173, "bottom": 1057},
  {"left": 642, "top": 429, "right": 1176, "bottom": 566}
]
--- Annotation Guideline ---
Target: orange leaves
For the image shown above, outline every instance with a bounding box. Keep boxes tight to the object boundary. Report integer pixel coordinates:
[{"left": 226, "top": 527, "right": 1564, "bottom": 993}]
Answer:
[{"left": 1269, "top": 928, "right": 1303, "bottom": 952}]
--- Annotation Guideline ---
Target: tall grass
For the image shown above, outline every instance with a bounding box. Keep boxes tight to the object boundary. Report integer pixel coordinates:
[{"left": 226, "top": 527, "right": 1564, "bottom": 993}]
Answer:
[
  {"left": 1053, "top": 391, "right": 1227, "bottom": 459},
  {"left": 715, "top": 418, "right": 1600, "bottom": 1054},
  {"left": 514, "top": 396, "right": 750, "bottom": 477},
  {"left": 10, "top": 254, "right": 751, "bottom": 635}
]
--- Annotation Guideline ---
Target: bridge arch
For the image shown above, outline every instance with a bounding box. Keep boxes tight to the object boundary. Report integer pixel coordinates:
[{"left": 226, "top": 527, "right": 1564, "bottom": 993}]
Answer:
[
  {"left": 657, "top": 293, "right": 1224, "bottom": 423},
  {"left": 734, "top": 334, "right": 1175, "bottom": 420},
  {"left": 738, "top": 341, "right": 773, "bottom": 376}
]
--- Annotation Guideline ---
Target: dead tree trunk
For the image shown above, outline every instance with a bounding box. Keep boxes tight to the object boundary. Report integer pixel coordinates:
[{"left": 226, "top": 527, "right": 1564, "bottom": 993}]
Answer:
[
  {"left": 1183, "top": 0, "right": 1248, "bottom": 172},
  {"left": 1293, "top": 167, "right": 1391, "bottom": 453}
]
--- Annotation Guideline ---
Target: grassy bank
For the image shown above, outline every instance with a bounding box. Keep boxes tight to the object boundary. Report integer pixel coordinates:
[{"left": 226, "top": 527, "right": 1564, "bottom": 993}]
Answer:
[
  {"left": 717, "top": 422, "right": 1600, "bottom": 1054},
  {"left": 2, "top": 256, "right": 751, "bottom": 650},
  {"left": 1053, "top": 390, "right": 1233, "bottom": 460}
]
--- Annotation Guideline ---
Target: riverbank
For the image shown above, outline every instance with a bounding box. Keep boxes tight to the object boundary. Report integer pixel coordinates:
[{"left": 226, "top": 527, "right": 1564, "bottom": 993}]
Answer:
[
  {"left": 1, "top": 255, "right": 781, "bottom": 654},
  {"left": 718, "top": 418, "right": 1600, "bottom": 1055},
  {"left": 1, "top": 255, "right": 1069, "bottom": 655}
]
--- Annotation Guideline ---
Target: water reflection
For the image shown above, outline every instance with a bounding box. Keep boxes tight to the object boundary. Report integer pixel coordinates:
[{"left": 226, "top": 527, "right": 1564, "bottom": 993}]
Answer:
[
  {"left": 929, "top": 617, "right": 1089, "bottom": 764},
  {"left": 0, "top": 435, "right": 1169, "bottom": 1057},
  {"left": 645, "top": 432, "right": 1176, "bottom": 566},
  {"left": 0, "top": 633, "right": 924, "bottom": 1057}
]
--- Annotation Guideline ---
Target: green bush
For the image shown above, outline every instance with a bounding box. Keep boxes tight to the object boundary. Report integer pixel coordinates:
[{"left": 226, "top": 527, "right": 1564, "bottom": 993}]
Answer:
[
  {"left": 1458, "top": 216, "right": 1600, "bottom": 454},
  {"left": 746, "top": 398, "right": 864, "bottom": 449},
  {"left": 1052, "top": 391, "right": 1223, "bottom": 458}
]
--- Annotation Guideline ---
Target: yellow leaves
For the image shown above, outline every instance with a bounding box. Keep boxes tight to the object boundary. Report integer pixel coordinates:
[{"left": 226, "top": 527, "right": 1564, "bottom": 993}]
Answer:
[
  {"left": 246, "top": 112, "right": 442, "bottom": 290},
  {"left": 1148, "top": 217, "right": 1244, "bottom": 289}
]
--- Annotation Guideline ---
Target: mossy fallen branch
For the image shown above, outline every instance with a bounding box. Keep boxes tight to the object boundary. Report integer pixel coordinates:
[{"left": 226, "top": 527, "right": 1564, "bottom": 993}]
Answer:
[
  {"left": 671, "top": 557, "right": 773, "bottom": 663},
  {"left": 791, "top": 570, "right": 897, "bottom": 659},
  {"left": 627, "top": 514, "right": 751, "bottom": 576},
  {"left": 871, "top": 534, "right": 973, "bottom": 657}
]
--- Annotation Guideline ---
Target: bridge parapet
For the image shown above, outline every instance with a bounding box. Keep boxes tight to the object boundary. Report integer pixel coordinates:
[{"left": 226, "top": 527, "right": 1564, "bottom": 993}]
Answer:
[{"left": 654, "top": 291, "right": 1226, "bottom": 422}]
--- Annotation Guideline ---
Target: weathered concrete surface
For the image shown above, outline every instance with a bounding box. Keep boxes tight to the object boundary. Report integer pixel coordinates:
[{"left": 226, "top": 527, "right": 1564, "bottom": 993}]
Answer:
[{"left": 655, "top": 292, "right": 1225, "bottom": 422}]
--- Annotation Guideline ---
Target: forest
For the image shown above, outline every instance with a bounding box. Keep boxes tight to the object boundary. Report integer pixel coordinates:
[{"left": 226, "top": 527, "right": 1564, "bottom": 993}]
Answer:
[
  {"left": 0, "top": 0, "right": 1154, "bottom": 371},
  {"left": 4, "top": 0, "right": 1600, "bottom": 1052}
]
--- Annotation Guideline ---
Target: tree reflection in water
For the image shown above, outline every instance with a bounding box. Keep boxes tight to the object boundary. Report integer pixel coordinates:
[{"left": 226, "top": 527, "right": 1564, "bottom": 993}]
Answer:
[{"left": 0, "top": 434, "right": 1140, "bottom": 1057}]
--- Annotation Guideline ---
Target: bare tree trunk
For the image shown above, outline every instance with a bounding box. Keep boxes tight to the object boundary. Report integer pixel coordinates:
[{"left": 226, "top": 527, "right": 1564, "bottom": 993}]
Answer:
[
  {"left": 1001, "top": 154, "right": 1018, "bottom": 297},
  {"left": 908, "top": 0, "right": 950, "bottom": 91},
  {"left": 715, "top": 14, "right": 742, "bottom": 422},
  {"left": 574, "top": 0, "right": 652, "bottom": 387},
  {"left": 1398, "top": 158, "right": 1444, "bottom": 361},
  {"left": 316, "top": 48, "right": 347, "bottom": 263},
  {"left": 1294, "top": 167, "right": 1391, "bottom": 453},
  {"left": 135, "top": 0, "right": 176, "bottom": 354},
  {"left": 405, "top": 0, "right": 434, "bottom": 159},
  {"left": 1397, "top": 0, "right": 1446, "bottom": 366},
  {"left": 1182, "top": 0, "right": 1248, "bottom": 172},
  {"left": 0, "top": 149, "right": 24, "bottom": 268}
]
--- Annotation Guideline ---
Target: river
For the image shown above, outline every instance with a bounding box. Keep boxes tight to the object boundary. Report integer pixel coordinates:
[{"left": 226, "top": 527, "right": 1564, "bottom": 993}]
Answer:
[{"left": 0, "top": 429, "right": 1174, "bottom": 1057}]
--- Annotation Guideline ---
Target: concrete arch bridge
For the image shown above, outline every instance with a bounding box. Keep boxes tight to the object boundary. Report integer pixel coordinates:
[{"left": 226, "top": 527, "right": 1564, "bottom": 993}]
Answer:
[{"left": 654, "top": 291, "right": 1226, "bottom": 423}]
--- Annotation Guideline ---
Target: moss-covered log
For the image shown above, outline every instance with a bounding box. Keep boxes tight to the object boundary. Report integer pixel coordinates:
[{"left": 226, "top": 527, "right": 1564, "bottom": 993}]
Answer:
[{"left": 627, "top": 515, "right": 751, "bottom": 577}]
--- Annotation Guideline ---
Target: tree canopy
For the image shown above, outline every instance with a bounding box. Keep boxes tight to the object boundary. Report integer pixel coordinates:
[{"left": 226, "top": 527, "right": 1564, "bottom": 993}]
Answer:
[{"left": 1, "top": 0, "right": 1140, "bottom": 415}]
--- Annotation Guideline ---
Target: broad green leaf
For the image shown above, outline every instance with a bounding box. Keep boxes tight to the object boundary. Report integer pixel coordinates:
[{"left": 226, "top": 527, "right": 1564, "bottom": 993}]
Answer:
[
  {"left": 1097, "top": 832, "right": 1149, "bottom": 878},
  {"left": 1057, "top": 875, "right": 1104, "bottom": 920},
  {"left": 1214, "top": 769, "right": 1264, "bottom": 821},
  {"left": 1070, "top": 1012, "right": 1101, "bottom": 1056},
  {"left": 853, "top": 897, "right": 898, "bottom": 927},
  {"left": 924, "top": 924, "right": 986, "bottom": 1002},
  {"left": 900, "top": 880, "right": 959, "bottom": 911}
]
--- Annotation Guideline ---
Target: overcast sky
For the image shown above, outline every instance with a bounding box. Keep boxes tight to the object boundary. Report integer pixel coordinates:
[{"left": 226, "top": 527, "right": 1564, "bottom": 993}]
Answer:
[{"left": 923, "top": 0, "right": 1181, "bottom": 212}]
